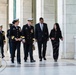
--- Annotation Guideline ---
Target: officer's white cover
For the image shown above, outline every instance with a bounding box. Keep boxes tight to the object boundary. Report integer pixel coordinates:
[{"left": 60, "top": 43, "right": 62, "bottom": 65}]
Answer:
[{"left": 27, "top": 18, "right": 33, "bottom": 21}]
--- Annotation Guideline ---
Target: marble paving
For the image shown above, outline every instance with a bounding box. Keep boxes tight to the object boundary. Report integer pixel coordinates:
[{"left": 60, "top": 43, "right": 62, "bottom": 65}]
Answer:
[{"left": 0, "top": 57, "right": 76, "bottom": 75}]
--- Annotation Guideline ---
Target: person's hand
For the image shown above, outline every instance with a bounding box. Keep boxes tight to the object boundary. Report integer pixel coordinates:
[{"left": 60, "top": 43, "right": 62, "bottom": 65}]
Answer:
[
  {"left": 18, "top": 38, "right": 22, "bottom": 41},
  {"left": 51, "top": 38, "right": 55, "bottom": 40},
  {"left": 15, "top": 38, "right": 18, "bottom": 41},
  {"left": 61, "top": 37, "right": 63, "bottom": 41}
]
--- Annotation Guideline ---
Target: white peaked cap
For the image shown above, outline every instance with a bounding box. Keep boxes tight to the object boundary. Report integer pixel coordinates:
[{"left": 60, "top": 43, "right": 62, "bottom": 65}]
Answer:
[{"left": 27, "top": 18, "right": 33, "bottom": 21}]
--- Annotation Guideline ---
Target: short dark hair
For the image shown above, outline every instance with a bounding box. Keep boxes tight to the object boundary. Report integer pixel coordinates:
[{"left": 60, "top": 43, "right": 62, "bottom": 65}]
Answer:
[
  {"left": 9, "top": 24, "right": 13, "bottom": 27},
  {"left": 39, "top": 17, "right": 44, "bottom": 21}
]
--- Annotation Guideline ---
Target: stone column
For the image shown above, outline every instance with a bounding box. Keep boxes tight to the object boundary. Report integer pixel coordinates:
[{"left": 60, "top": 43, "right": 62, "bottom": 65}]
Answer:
[
  {"left": 23, "top": 0, "right": 32, "bottom": 24},
  {"left": 64, "top": 0, "right": 76, "bottom": 59},
  {"left": 32, "top": 0, "right": 36, "bottom": 25},
  {"left": 0, "top": 0, "right": 8, "bottom": 54},
  {"left": 57, "top": 0, "right": 64, "bottom": 59}
]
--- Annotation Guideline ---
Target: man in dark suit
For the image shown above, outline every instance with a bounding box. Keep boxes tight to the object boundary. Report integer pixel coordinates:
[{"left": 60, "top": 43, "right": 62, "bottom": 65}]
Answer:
[
  {"left": 35, "top": 17, "right": 49, "bottom": 61},
  {"left": 22, "top": 18, "right": 35, "bottom": 63}
]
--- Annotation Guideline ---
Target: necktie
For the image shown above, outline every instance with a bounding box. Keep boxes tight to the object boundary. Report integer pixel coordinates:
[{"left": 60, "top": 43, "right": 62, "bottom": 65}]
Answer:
[
  {"left": 16, "top": 26, "right": 18, "bottom": 29},
  {"left": 41, "top": 24, "right": 43, "bottom": 31}
]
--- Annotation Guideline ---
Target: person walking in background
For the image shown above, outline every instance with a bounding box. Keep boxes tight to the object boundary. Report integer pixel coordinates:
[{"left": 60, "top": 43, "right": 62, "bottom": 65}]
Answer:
[
  {"left": 0, "top": 25, "right": 6, "bottom": 58},
  {"left": 50, "top": 23, "right": 63, "bottom": 62},
  {"left": 7, "top": 24, "right": 13, "bottom": 57},
  {"left": 22, "top": 18, "right": 35, "bottom": 63},
  {"left": 35, "top": 17, "right": 49, "bottom": 61},
  {"left": 10, "top": 19, "right": 22, "bottom": 64}
]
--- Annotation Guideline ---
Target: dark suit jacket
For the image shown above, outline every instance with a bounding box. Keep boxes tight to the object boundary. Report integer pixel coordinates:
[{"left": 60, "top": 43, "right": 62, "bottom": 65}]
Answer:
[
  {"left": 22, "top": 24, "right": 34, "bottom": 44},
  {"left": 0, "top": 31, "right": 5, "bottom": 45},
  {"left": 35, "top": 23, "right": 49, "bottom": 41},
  {"left": 10, "top": 25, "right": 22, "bottom": 41}
]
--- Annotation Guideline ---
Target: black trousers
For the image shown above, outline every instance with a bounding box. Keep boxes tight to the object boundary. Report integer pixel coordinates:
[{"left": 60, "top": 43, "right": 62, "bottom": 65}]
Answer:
[
  {"left": 11, "top": 41, "right": 21, "bottom": 63},
  {"left": 37, "top": 40, "right": 47, "bottom": 59},
  {"left": 0, "top": 44, "right": 4, "bottom": 57},
  {"left": 23, "top": 43, "right": 28, "bottom": 60},
  {"left": 24, "top": 42, "right": 33, "bottom": 61},
  {"left": 51, "top": 40, "right": 60, "bottom": 60}
]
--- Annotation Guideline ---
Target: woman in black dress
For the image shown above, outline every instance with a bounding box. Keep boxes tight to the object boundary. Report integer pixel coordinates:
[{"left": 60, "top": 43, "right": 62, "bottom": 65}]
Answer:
[{"left": 50, "top": 23, "right": 63, "bottom": 62}]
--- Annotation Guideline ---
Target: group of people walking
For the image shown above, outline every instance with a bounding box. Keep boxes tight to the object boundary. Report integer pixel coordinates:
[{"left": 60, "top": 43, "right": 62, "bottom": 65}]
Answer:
[{"left": 0, "top": 17, "right": 63, "bottom": 64}]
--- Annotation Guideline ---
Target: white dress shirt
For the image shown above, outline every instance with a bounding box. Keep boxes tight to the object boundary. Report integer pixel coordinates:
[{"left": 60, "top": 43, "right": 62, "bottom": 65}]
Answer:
[{"left": 40, "top": 23, "right": 43, "bottom": 31}]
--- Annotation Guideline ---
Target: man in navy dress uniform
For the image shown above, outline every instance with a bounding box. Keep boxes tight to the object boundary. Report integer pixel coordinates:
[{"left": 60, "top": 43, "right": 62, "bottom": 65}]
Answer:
[
  {"left": 10, "top": 19, "right": 22, "bottom": 64},
  {"left": 22, "top": 18, "right": 35, "bottom": 63}
]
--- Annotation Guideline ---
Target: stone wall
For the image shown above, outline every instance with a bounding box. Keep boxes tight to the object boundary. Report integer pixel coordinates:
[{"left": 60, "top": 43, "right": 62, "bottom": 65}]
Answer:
[
  {"left": 65, "top": 0, "right": 76, "bottom": 58},
  {"left": 44, "top": 0, "right": 56, "bottom": 56}
]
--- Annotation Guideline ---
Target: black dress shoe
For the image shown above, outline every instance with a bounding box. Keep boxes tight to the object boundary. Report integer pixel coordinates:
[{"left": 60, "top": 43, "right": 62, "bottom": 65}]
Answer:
[
  {"left": 24, "top": 60, "right": 27, "bottom": 62},
  {"left": 40, "top": 59, "right": 42, "bottom": 61},
  {"left": 2, "top": 55, "right": 5, "bottom": 58},
  {"left": 17, "top": 62, "right": 21, "bottom": 64},
  {"left": 44, "top": 58, "right": 46, "bottom": 60},
  {"left": 11, "top": 59, "right": 14, "bottom": 63},
  {"left": 30, "top": 60, "right": 36, "bottom": 63},
  {"left": 11, "top": 61, "right": 14, "bottom": 63},
  {"left": 54, "top": 60, "right": 57, "bottom": 62}
]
